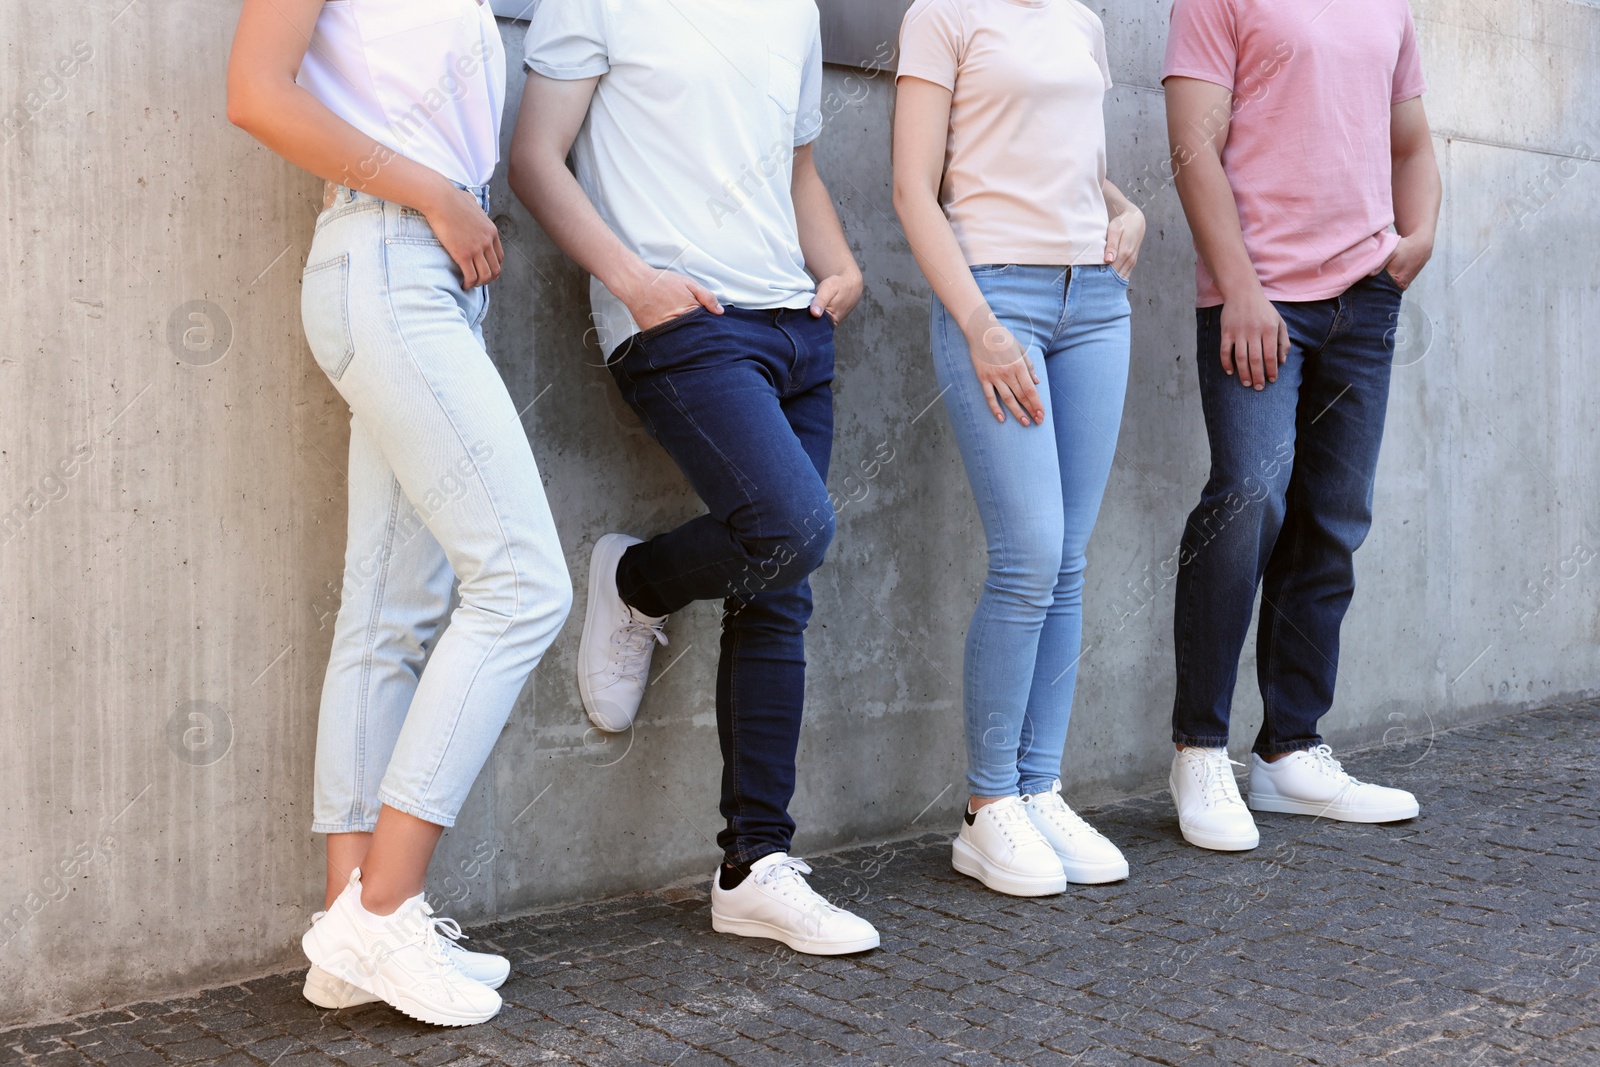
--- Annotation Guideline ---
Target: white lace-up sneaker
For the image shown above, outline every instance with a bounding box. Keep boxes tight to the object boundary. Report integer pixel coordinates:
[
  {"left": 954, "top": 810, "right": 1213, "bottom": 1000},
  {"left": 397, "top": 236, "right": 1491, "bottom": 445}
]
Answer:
[
  {"left": 951, "top": 795, "right": 1068, "bottom": 896},
  {"left": 302, "top": 909, "right": 510, "bottom": 1009},
  {"left": 1021, "top": 781, "right": 1129, "bottom": 884},
  {"left": 710, "top": 852, "right": 880, "bottom": 955},
  {"left": 1171, "top": 747, "right": 1260, "bottom": 851},
  {"left": 300, "top": 869, "right": 501, "bottom": 1026},
  {"left": 1248, "top": 745, "right": 1420, "bottom": 822},
  {"left": 578, "top": 533, "right": 668, "bottom": 733}
]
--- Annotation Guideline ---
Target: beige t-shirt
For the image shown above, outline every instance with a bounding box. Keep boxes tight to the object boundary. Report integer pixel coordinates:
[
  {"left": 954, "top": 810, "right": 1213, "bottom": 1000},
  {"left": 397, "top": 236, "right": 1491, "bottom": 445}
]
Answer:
[{"left": 898, "top": 0, "right": 1113, "bottom": 267}]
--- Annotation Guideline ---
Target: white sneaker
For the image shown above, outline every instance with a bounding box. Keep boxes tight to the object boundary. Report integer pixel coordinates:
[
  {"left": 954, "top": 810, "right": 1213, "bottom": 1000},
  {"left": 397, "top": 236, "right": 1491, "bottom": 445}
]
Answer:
[
  {"left": 1021, "top": 781, "right": 1129, "bottom": 884},
  {"left": 302, "top": 910, "right": 510, "bottom": 1009},
  {"left": 1170, "top": 747, "right": 1260, "bottom": 851},
  {"left": 951, "top": 795, "right": 1067, "bottom": 897},
  {"left": 300, "top": 869, "right": 501, "bottom": 1026},
  {"left": 710, "top": 853, "right": 880, "bottom": 956},
  {"left": 578, "top": 533, "right": 668, "bottom": 733},
  {"left": 1248, "top": 744, "right": 1420, "bottom": 822}
]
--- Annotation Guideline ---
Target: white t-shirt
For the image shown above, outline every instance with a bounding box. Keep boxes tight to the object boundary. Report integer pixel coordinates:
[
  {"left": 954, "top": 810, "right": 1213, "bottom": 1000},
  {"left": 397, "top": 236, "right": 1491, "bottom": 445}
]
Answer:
[
  {"left": 523, "top": 0, "right": 824, "bottom": 354},
  {"left": 898, "top": 0, "right": 1112, "bottom": 267},
  {"left": 297, "top": 0, "right": 506, "bottom": 189}
]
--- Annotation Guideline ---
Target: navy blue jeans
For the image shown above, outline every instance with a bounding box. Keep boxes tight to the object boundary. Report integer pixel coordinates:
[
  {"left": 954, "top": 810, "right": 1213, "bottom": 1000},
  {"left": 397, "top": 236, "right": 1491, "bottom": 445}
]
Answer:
[
  {"left": 607, "top": 306, "right": 835, "bottom": 866},
  {"left": 1172, "top": 271, "right": 1404, "bottom": 755}
]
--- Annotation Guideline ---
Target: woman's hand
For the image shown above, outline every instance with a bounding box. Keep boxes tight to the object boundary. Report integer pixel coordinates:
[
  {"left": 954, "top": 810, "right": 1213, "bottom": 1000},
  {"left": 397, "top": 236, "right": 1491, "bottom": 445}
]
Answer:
[
  {"left": 423, "top": 184, "right": 504, "bottom": 289},
  {"left": 966, "top": 311, "right": 1044, "bottom": 427},
  {"left": 1104, "top": 204, "right": 1146, "bottom": 281}
]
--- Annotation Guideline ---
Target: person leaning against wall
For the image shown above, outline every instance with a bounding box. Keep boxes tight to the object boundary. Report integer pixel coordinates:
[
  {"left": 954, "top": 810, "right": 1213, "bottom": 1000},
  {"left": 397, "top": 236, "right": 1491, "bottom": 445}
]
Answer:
[
  {"left": 227, "top": 0, "right": 573, "bottom": 1027},
  {"left": 1161, "top": 0, "right": 1442, "bottom": 851},
  {"left": 892, "top": 0, "right": 1145, "bottom": 898},
  {"left": 506, "top": 0, "right": 879, "bottom": 956}
]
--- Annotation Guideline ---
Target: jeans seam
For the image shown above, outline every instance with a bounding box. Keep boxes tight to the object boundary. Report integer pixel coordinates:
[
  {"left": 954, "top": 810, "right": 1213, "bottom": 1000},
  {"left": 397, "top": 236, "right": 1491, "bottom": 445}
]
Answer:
[{"left": 348, "top": 476, "right": 406, "bottom": 828}]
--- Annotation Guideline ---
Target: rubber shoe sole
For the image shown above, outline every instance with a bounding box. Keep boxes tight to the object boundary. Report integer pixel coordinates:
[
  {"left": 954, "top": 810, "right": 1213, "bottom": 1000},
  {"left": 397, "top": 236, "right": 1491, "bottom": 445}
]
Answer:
[
  {"left": 303, "top": 961, "right": 508, "bottom": 1010},
  {"left": 951, "top": 836, "right": 1067, "bottom": 897},
  {"left": 577, "top": 534, "right": 642, "bottom": 734},
  {"left": 1059, "top": 854, "right": 1130, "bottom": 885},
  {"left": 1171, "top": 772, "right": 1260, "bottom": 851},
  {"left": 710, "top": 912, "right": 880, "bottom": 956},
  {"left": 301, "top": 928, "right": 500, "bottom": 1027},
  {"left": 1248, "top": 792, "right": 1420, "bottom": 822}
]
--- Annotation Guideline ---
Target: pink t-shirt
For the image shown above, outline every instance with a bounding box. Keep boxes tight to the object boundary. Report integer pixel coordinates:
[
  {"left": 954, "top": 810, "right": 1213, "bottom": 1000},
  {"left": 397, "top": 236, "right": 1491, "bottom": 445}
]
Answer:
[
  {"left": 898, "top": 0, "right": 1113, "bottom": 268},
  {"left": 1162, "top": 0, "right": 1427, "bottom": 306}
]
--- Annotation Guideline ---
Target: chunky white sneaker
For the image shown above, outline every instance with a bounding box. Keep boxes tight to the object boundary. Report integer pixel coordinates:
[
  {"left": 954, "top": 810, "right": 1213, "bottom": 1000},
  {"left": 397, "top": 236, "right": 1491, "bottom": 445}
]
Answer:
[
  {"left": 1248, "top": 745, "right": 1420, "bottom": 822},
  {"left": 302, "top": 910, "right": 510, "bottom": 1009},
  {"left": 1170, "top": 747, "right": 1260, "bottom": 851},
  {"left": 300, "top": 869, "right": 501, "bottom": 1026},
  {"left": 951, "top": 795, "right": 1067, "bottom": 896},
  {"left": 710, "top": 853, "right": 880, "bottom": 955},
  {"left": 578, "top": 533, "right": 668, "bottom": 733},
  {"left": 1021, "top": 781, "right": 1129, "bottom": 884}
]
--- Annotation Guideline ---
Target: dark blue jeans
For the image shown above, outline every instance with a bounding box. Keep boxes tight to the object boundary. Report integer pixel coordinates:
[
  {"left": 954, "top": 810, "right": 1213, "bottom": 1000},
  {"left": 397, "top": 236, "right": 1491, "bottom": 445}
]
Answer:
[
  {"left": 607, "top": 306, "right": 835, "bottom": 866},
  {"left": 1171, "top": 271, "right": 1404, "bottom": 755}
]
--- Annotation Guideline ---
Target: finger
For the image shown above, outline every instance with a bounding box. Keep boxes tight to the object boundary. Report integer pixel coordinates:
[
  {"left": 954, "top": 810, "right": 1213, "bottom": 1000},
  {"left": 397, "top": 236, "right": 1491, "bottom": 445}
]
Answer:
[
  {"left": 1221, "top": 332, "right": 1241, "bottom": 383},
  {"left": 455, "top": 253, "right": 480, "bottom": 290},
  {"left": 689, "top": 280, "right": 724, "bottom": 314},
  {"left": 996, "top": 379, "right": 1032, "bottom": 426},
  {"left": 473, "top": 252, "right": 494, "bottom": 290},
  {"left": 983, "top": 382, "right": 1005, "bottom": 423},
  {"left": 1246, "top": 335, "right": 1266, "bottom": 390},
  {"left": 491, "top": 231, "right": 505, "bottom": 274},
  {"left": 1104, "top": 224, "right": 1122, "bottom": 265},
  {"left": 1264, "top": 331, "right": 1278, "bottom": 382},
  {"left": 1015, "top": 372, "right": 1046, "bottom": 425},
  {"left": 1277, "top": 319, "right": 1291, "bottom": 365},
  {"left": 810, "top": 278, "right": 835, "bottom": 319}
]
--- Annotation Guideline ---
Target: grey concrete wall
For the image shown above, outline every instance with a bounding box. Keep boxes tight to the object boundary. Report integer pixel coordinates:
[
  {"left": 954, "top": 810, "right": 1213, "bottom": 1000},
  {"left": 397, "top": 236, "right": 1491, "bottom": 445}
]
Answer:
[{"left": 2, "top": 0, "right": 1596, "bottom": 1027}]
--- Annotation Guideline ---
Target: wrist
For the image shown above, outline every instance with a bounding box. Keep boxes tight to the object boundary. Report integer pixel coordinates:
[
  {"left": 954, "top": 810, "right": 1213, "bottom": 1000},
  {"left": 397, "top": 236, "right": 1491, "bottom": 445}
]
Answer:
[
  {"left": 606, "top": 255, "right": 657, "bottom": 306},
  {"left": 412, "top": 173, "right": 460, "bottom": 218}
]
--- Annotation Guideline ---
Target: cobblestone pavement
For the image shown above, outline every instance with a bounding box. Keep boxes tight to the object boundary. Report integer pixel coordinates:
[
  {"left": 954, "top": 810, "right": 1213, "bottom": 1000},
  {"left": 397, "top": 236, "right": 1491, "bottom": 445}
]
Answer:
[{"left": 7, "top": 702, "right": 1599, "bottom": 1066}]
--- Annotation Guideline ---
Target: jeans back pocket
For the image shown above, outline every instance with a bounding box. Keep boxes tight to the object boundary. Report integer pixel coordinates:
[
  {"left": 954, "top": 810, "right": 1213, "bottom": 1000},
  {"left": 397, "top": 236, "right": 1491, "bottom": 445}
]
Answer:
[{"left": 302, "top": 254, "right": 355, "bottom": 381}]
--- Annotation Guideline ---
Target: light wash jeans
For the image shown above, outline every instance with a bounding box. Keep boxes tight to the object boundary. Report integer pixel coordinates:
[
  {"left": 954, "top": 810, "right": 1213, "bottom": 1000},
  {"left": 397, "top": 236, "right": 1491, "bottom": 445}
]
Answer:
[
  {"left": 302, "top": 185, "right": 572, "bottom": 833},
  {"left": 931, "top": 264, "right": 1131, "bottom": 798}
]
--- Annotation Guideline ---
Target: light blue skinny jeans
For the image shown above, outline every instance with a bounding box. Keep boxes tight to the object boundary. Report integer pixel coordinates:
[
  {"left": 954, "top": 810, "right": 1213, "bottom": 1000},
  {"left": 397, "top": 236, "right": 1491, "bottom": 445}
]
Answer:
[
  {"left": 931, "top": 264, "right": 1131, "bottom": 798},
  {"left": 302, "top": 185, "right": 572, "bottom": 832}
]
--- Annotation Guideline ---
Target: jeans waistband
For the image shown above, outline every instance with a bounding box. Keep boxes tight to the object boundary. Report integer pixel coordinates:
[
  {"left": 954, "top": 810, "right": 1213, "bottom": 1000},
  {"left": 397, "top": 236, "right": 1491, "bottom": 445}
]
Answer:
[{"left": 324, "top": 180, "right": 491, "bottom": 214}]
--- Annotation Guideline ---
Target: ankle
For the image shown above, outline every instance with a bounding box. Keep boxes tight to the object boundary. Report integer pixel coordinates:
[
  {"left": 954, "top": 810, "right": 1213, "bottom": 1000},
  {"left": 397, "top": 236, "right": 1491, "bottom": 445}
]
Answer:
[{"left": 968, "top": 795, "right": 1011, "bottom": 813}]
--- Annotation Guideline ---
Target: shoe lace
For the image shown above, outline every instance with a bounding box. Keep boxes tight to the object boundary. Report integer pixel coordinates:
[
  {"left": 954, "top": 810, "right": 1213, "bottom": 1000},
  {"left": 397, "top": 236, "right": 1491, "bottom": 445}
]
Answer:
[
  {"left": 1026, "top": 790, "right": 1100, "bottom": 839},
  {"left": 414, "top": 901, "right": 458, "bottom": 968},
  {"left": 612, "top": 612, "right": 668, "bottom": 679},
  {"left": 987, "top": 797, "right": 1037, "bottom": 846},
  {"left": 1196, "top": 750, "right": 1247, "bottom": 808},
  {"left": 1305, "top": 744, "right": 1360, "bottom": 787},
  {"left": 753, "top": 856, "right": 845, "bottom": 914}
]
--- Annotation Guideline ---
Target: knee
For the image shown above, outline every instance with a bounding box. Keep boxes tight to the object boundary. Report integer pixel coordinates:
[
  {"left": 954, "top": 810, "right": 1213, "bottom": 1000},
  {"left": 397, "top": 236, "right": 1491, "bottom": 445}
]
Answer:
[
  {"left": 739, "top": 493, "right": 835, "bottom": 590},
  {"left": 986, "top": 535, "right": 1063, "bottom": 610}
]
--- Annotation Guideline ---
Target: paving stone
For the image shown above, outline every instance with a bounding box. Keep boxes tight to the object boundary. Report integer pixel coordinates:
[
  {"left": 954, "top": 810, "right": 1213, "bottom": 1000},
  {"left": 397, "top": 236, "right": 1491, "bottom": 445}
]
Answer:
[{"left": 8, "top": 704, "right": 1600, "bottom": 1065}]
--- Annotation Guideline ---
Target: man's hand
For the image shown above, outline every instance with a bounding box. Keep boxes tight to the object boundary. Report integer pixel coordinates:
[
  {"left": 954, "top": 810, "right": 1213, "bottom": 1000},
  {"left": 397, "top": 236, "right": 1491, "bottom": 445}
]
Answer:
[
  {"left": 1378, "top": 232, "right": 1433, "bottom": 290},
  {"left": 618, "top": 268, "right": 723, "bottom": 332},
  {"left": 966, "top": 313, "right": 1044, "bottom": 427},
  {"left": 1219, "top": 286, "right": 1290, "bottom": 390},
  {"left": 1105, "top": 205, "right": 1146, "bottom": 280},
  {"left": 811, "top": 270, "right": 863, "bottom": 325},
  {"left": 423, "top": 184, "right": 503, "bottom": 289}
]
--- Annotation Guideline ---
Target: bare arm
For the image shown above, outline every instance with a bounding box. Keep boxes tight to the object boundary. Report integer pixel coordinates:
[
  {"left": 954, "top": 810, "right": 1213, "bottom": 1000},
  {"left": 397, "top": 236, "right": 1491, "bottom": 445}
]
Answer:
[
  {"left": 506, "top": 71, "right": 721, "bottom": 338},
  {"left": 791, "top": 143, "right": 863, "bottom": 324},
  {"left": 1381, "top": 96, "right": 1441, "bottom": 289},
  {"left": 892, "top": 75, "right": 1043, "bottom": 427},
  {"left": 1165, "top": 75, "right": 1287, "bottom": 390},
  {"left": 1101, "top": 180, "right": 1146, "bottom": 279},
  {"left": 226, "top": 0, "right": 501, "bottom": 286}
]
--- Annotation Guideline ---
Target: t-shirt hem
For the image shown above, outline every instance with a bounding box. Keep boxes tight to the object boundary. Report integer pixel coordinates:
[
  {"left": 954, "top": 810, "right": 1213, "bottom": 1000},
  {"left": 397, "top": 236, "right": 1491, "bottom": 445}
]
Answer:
[
  {"left": 1160, "top": 66, "right": 1235, "bottom": 91},
  {"left": 524, "top": 58, "right": 611, "bottom": 80},
  {"left": 895, "top": 66, "right": 956, "bottom": 92}
]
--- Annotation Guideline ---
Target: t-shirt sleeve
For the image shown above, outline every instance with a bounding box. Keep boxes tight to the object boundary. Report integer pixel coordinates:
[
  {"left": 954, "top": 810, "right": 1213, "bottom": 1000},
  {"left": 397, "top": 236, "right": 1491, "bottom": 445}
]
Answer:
[
  {"left": 1392, "top": 5, "right": 1427, "bottom": 103},
  {"left": 523, "top": 0, "right": 610, "bottom": 80},
  {"left": 1161, "top": 0, "right": 1238, "bottom": 92},
  {"left": 794, "top": 22, "right": 825, "bottom": 146},
  {"left": 1093, "top": 19, "right": 1113, "bottom": 91},
  {"left": 896, "top": 0, "right": 962, "bottom": 93}
]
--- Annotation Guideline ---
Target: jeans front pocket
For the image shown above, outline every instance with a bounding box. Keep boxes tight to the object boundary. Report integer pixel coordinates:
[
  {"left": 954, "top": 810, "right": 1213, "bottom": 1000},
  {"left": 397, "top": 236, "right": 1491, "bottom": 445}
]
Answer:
[
  {"left": 302, "top": 254, "right": 355, "bottom": 381},
  {"left": 635, "top": 305, "right": 707, "bottom": 343}
]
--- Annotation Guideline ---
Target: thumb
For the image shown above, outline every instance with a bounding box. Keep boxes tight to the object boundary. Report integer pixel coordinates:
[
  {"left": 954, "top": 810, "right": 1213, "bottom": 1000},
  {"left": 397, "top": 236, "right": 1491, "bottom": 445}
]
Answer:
[
  {"left": 690, "top": 280, "right": 724, "bottom": 314},
  {"left": 1104, "top": 223, "right": 1121, "bottom": 264}
]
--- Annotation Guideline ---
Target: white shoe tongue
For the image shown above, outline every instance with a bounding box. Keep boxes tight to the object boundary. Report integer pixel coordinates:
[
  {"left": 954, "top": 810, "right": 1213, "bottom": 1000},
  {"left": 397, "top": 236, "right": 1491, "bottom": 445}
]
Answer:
[{"left": 749, "top": 852, "right": 791, "bottom": 875}]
